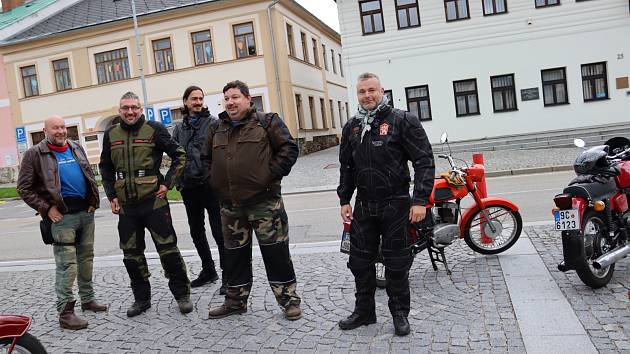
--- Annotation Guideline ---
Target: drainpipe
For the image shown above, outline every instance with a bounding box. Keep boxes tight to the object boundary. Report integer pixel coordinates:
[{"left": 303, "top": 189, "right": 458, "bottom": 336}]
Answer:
[{"left": 268, "top": 0, "right": 302, "bottom": 152}]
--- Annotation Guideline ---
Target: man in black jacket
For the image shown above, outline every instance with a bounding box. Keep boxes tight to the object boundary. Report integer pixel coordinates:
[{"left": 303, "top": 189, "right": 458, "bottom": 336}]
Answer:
[
  {"left": 172, "top": 86, "right": 225, "bottom": 293},
  {"left": 337, "top": 73, "right": 435, "bottom": 336}
]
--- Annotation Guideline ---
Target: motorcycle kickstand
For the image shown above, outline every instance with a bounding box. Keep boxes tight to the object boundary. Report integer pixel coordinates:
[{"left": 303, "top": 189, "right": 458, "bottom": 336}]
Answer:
[{"left": 438, "top": 247, "right": 452, "bottom": 277}]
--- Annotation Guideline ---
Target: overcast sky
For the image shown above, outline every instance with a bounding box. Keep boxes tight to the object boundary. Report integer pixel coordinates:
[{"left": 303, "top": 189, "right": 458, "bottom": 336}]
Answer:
[{"left": 295, "top": 0, "right": 340, "bottom": 32}]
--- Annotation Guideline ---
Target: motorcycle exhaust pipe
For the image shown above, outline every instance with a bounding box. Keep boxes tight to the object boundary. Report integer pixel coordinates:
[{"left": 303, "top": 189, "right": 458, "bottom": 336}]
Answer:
[{"left": 592, "top": 244, "right": 630, "bottom": 269}]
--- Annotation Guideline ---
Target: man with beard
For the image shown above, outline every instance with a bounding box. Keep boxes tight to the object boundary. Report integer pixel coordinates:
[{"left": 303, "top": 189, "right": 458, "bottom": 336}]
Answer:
[
  {"left": 337, "top": 73, "right": 435, "bottom": 336},
  {"left": 203, "top": 80, "right": 301, "bottom": 320},
  {"left": 172, "top": 86, "right": 226, "bottom": 293},
  {"left": 99, "top": 92, "right": 192, "bottom": 317},
  {"left": 18, "top": 115, "right": 107, "bottom": 330}
]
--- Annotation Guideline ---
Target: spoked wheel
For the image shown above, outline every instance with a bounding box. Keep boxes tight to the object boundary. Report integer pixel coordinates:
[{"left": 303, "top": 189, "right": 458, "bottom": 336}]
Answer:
[
  {"left": 463, "top": 205, "right": 522, "bottom": 255},
  {"left": 0, "top": 333, "right": 47, "bottom": 354},
  {"left": 576, "top": 211, "right": 615, "bottom": 289}
]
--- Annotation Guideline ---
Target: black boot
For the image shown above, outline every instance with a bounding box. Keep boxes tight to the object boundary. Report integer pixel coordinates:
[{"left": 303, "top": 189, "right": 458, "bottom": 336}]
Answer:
[
  {"left": 339, "top": 312, "right": 377, "bottom": 330},
  {"left": 219, "top": 278, "right": 227, "bottom": 295},
  {"left": 393, "top": 315, "right": 410, "bottom": 336},
  {"left": 127, "top": 301, "right": 151, "bottom": 317},
  {"left": 191, "top": 268, "right": 219, "bottom": 288}
]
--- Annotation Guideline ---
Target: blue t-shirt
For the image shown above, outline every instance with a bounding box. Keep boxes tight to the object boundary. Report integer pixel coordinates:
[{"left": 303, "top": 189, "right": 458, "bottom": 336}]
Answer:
[{"left": 52, "top": 148, "right": 87, "bottom": 199}]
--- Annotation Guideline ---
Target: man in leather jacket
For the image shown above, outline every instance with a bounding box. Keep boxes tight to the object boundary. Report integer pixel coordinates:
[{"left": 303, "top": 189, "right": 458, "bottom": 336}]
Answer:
[
  {"left": 99, "top": 92, "right": 192, "bottom": 317},
  {"left": 172, "top": 86, "right": 225, "bottom": 292},
  {"left": 18, "top": 115, "right": 108, "bottom": 330},
  {"left": 337, "top": 73, "right": 435, "bottom": 336}
]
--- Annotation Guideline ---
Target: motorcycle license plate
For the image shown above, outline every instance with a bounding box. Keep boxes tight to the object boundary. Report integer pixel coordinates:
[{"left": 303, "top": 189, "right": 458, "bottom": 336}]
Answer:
[{"left": 554, "top": 209, "right": 580, "bottom": 230}]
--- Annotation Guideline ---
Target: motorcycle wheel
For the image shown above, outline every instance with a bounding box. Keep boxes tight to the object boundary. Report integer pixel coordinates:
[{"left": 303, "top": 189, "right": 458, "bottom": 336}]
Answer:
[
  {"left": 0, "top": 333, "right": 47, "bottom": 354},
  {"left": 463, "top": 205, "right": 522, "bottom": 255},
  {"left": 575, "top": 211, "right": 615, "bottom": 289}
]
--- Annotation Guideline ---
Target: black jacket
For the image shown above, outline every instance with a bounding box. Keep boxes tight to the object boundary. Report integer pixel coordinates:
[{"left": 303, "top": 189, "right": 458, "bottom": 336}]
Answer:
[
  {"left": 172, "top": 109, "right": 216, "bottom": 190},
  {"left": 337, "top": 106, "right": 435, "bottom": 206}
]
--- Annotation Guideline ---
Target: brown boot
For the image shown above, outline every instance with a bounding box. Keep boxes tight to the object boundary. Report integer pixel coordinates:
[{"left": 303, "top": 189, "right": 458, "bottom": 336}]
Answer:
[
  {"left": 208, "top": 303, "right": 247, "bottom": 319},
  {"left": 284, "top": 304, "right": 302, "bottom": 321},
  {"left": 59, "top": 301, "right": 88, "bottom": 330},
  {"left": 81, "top": 300, "right": 108, "bottom": 312}
]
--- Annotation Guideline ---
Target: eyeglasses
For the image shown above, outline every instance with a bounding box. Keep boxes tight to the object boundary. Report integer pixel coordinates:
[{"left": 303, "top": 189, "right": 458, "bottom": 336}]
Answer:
[{"left": 120, "top": 105, "right": 141, "bottom": 111}]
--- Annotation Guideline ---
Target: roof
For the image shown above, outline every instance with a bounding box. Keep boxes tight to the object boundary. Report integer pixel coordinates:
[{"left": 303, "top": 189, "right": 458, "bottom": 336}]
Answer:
[
  {"left": 0, "top": 0, "right": 57, "bottom": 30},
  {"left": 6, "top": 0, "right": 218, "bottom": 42}
]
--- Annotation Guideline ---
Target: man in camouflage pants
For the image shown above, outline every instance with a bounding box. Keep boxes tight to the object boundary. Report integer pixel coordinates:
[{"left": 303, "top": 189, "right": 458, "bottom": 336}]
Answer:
[{"left": 203, "top": 80, "right": 301, "bottom": 320}]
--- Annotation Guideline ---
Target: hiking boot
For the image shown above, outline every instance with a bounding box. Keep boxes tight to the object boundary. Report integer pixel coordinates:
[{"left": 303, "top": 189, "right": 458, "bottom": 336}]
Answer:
[
  {"left": 126, "top": 301, "right": 151, "bottom": 317},
  {"left": 208, "top": 304, "right": 247, "bottom": 319},
  {"left": 338, "top": 312, "right": 377, "bottom": 330},
  {"left": 177, "top": 297, "right": 193, "bottom": 314},
  {"left": 284, "top": 304, "right": 302, "bottom": 321},
  {"left": 81, "top": 300, "right": 108, "bottom": 312},
  {"left": 59, "top": 301, "right": 88, "bottom": 330},
  {"left": 219, "top": 279, "right": 227, "bottom": 295},
  {"left": 393, "top": 315, "right": 410, "bottom": 336},
  {"left": 191, "top": 269, "right": 219, "bottom": 288}
]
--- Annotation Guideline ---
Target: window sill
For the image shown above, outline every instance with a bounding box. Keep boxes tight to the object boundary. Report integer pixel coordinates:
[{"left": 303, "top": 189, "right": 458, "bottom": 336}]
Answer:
[
  {"left": 397, "top": 24, "right": 421, "bottom": 30},
  {"left": 362, "top": 30, "right": 385, "bottom": 36},
  {"left": 446, "top": 17, "right": 471, "bottom": 23},
  {"left": 483, "top": 11, "right": 508, "bottom": 17},
  {"left": 456, "top": 112, "right": 481, "bottom": 117},
  {"left": 543, "top": 102, "right": 570, "bottom": 107},
  {"left": 493, "top": 108, "right": 518, "bottom": 113},
  {"left": 584, "top": 97, "right": 610, "bottom": 103}
]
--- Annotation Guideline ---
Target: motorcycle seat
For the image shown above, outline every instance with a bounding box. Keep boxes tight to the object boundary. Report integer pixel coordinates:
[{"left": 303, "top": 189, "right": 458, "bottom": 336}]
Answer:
[{"left": 563, "top": 178, "right": 617, "bottom": 202}]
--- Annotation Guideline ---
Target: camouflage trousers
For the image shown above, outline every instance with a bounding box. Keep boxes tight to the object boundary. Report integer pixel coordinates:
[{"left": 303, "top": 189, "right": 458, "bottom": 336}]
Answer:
[
  {"left": 220, "top": 196, "right": 300, "bottom": 309},
  {"left": 118, "top": 202, "right": 190, "bottom": 302},
  {"left": 51, "top": 211, "right": 96, "bottom": 312}
]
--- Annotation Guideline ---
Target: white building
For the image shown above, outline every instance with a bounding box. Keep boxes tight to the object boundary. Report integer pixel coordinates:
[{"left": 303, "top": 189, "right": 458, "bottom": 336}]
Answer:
[{"left": 336, "top": 0, "right": 630, "bottom": 143}]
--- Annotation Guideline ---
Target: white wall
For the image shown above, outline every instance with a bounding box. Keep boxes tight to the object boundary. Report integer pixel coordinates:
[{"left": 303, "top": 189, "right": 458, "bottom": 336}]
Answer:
[{"left": 338, "top": 0, "right": 630, "bottom": 142}]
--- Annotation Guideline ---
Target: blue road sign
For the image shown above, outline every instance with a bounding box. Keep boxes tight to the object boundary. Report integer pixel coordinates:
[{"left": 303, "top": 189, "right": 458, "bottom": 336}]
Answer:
[
  {"left": 159, "top": 108, "right": 172, "bottom": 125},
  {"left": 145, "top": 106, "right": 155, "bottom": 121},
  {"left": 15, "top": 127, "right": 26, "bottom": 143}
]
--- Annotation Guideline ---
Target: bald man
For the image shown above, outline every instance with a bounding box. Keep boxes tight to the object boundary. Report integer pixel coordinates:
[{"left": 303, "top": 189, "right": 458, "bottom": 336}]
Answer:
[{"left": 18, "top": 116, "right": 107, "bottom": 330}]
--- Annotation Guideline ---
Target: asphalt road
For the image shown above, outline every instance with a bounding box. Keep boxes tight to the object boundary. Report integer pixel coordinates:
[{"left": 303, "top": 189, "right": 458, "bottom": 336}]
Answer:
[{"left": 0, "top": 170, "right": 574, "bottom": 262}]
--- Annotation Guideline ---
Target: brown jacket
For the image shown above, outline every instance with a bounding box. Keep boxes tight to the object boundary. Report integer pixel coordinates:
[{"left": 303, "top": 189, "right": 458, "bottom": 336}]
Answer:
[
  {"left": 17, "top": 140, "right": 99, "bottom": 217},
  {"left": 202, "top": 109, "right": 299, "bottom": 206}
]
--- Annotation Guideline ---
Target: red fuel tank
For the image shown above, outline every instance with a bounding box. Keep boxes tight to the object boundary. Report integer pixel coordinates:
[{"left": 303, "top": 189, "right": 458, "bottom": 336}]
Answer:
[{"left": 615, "top": 161, "right": 630, "bottom": 189}]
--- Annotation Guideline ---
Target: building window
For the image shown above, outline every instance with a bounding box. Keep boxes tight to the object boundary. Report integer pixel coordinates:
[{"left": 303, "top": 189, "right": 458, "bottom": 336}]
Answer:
[
  {"left": 322, "top": 44, "right": 328, "bottom": 70},
  {"left": 233, "top": 22, "right": 257, "bottom": 58},
  {"left": 384, "top": 90, "right": 394, "bottom": 107},
  {"left": 32, "top": 126, "right": 78, "bottom": 145},
  {"left": 444, "top": 0, "right": 470, "bottom": 21},
  {"left": 286, "top": 24, "right": 295, "bottom": 57},
  {"left": 331, "top": 49, "right": 337, "bottom": 74},
  {"left": 320, "top": 98, "right": 328, "bottom": 129},
  {"left": 541, "top": 67, "right": 568, "bottom": 106},
  {"left": 338, "top": 101, "right": 344, "bottom": 128},
  {"left": 192, "top": 30, "right": 214, "bottom": 65},
  {"left": 345, "top": 102, "right": 350, "bottom": 122},
  {"left": 295, "top": 94, "right": 305, "bottom": 128},
  {"left": 312, "top": 39, "right": 320, "bottom": 67},
  {"left": 53, "top": 59, "right": 72, "bottom": 91},
  {"left": 406, "top": 85, "right": 432, "bottom": 120},
  {"left": 535, "top": 0, "right": 560, "bottom": 8},
  {"left": 582, "top": 62, "right": 608, "bottom": 101},
  {"left": 359, "top": 0, "right": 385, "bottom": 35},
  {"left": 329, "top": 99, "right": 336, "bottom": 128},
  {"left": 252, "top": 96, "right": 264, "bottom": 111},
  {"left": 453, "top": 79, "right": 479, "bottom": 116},
  {"left": 308, "top": 96, "right": 316, "bottom": 129},
  {"left": 395, "top": 0, "right": 421, "bottom": 29},
  {"left": 300, "top": 32, "right": 309, "bottom": 62},
  {"left": 152, "top": 38, "right": 174, "bottom": 73},
  {"left": 483, "top": 0, "right": 507, "bottom": 15},
  {"left": 20, "top": 65, "right": 39, "bottom": 97},
  {"left": 95, "top": 48, "right": 130, "bottom": 84},
  {"left": 491, "top": 74, "right": 517, "bottom": 112},
  {"left": 338, "top": 54, "right": 344, "bottom": 77}
]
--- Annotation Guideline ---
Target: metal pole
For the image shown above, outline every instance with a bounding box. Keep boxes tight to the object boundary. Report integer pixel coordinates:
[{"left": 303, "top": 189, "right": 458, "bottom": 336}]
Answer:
[{"left": 130, "top": 0, "right": 149, "bottom": 108}]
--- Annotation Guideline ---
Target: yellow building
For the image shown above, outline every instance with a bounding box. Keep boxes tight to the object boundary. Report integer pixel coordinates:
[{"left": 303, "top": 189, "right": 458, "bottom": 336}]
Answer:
[{"left": 1, "top": 0, "right": 348, "bottom": 163}]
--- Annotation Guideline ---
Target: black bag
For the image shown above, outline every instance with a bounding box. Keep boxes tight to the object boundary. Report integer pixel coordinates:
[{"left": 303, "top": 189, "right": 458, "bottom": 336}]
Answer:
[{"left": 40, "top": 218, "right": 54, "bottom": 245}]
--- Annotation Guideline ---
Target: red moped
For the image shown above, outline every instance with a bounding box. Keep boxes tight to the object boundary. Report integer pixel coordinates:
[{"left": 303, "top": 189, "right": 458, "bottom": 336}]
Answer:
[{"left": 0, "top": 315, "right": 47, "bottom": 354}]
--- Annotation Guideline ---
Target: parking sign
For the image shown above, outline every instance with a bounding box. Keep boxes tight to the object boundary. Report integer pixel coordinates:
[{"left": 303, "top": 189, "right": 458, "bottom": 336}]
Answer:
[
  {"left": 159, "top": 108, "right": 172, "bottom": 125},
  {"left": 15, "top": 127, "right": 26, "bottom": 143},
  {"left": 145, "top": 106, "right": 155, "bottom": 121}
]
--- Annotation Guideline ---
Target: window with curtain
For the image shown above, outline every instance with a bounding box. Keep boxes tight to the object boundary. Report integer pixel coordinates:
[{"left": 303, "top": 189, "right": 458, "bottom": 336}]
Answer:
[
  {"left": 233, "top": 22, "right": 257, "bottom": 58},
  {"left": 312, "top": 39, "right": 320, "bottom": 67},
  {"left": 541, "top": 67, "right": 568, "bottom": 106},
  {"left": 483, "top": 0, "right": 507, "bottom": 15},
  {"left": 535, "top": 0, "right": 560, "bottom": 8},
  {"left": 53, "top": 59, "right": 72, "bottom": 91},
  {"left": 406, "top": 85, "right": 432, "bottom": 120},
  {"left": 300, "top": 32, "right": 309, "bottom": 62},
  {"left": 95, "top": 48, "right": 130, "bottom": 84},
  {"left": 286, "top": 24, "right": 295, "bottom": 57},
  {"left": 359, "top": 0, "right": 385, "bottom": 35},
  {"left": 581, "top": 62, "right": 608, "bottom": 101},
  {"left": 453, "top": 79, "right": 479, "bottom": 116},
  {"left": 192, "top": 30, "right": 214, "bottom": 65},
  {"left": 395, "top": 0, "right": 421, "bottom": 29},
  {"left": 152, "top": 38, "right": 174, "bottom": 73},
  {"left": 491, "top": 74, "right": 517, "bottom": 112}
]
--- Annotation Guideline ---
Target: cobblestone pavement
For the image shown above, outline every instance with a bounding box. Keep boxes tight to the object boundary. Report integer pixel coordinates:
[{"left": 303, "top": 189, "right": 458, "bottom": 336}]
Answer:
[
  {"left": 527, "top": 226, "right": 630, "bottom": 353},
  {"left": 1, "top": 240, "right": 526, "bottom": 353},
  {"left": 282, "top": 146, "right": 581, "bottom": 193}
]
